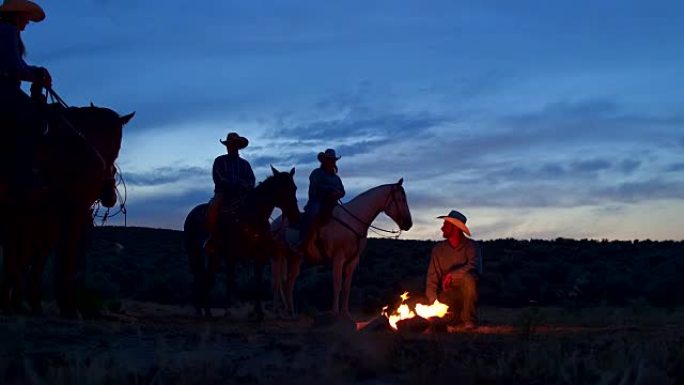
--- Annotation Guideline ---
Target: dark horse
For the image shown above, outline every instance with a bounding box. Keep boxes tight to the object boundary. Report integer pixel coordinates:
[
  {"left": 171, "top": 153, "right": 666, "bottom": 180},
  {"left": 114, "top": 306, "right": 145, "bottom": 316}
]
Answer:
[
  {"left": 184, "top": 166, "right": 300, "bottom": 319},
  {"left": 0, "top": 102, "right": 133, "bottom": 316}
]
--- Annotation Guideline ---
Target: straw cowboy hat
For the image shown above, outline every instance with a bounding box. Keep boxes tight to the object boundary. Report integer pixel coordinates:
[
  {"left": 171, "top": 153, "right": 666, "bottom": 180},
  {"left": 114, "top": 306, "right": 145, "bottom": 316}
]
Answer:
[
  {"left": 317, "top": 148, "right": 341, "bottom": 162},
  {"left": 438, "top": 210, "right": 471, "bottom": 236},
  {"left": 219, "top": 132, "right": 248, "bottom": 149},
  {"left": 0, "top": 0, "right": 45, "bottom": 22}
]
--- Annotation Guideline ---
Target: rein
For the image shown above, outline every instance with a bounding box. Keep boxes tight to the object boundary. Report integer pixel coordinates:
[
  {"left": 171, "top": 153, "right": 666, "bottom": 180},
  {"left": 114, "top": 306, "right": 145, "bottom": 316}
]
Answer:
[
  {"left": 336, "top": 184, "right": 403, "bottom": 238},
  {"left": 44, "top": 87, "right": 107, "bottom": 167},
  {"left": 43, "top": 88, "right": 128, "bottom": 225}
]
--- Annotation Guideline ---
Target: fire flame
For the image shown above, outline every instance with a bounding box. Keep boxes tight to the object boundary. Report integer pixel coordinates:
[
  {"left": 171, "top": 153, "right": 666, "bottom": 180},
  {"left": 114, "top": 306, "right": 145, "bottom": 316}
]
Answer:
[{"left": 381, "top": 292, "right": 449, "bottom": 330}]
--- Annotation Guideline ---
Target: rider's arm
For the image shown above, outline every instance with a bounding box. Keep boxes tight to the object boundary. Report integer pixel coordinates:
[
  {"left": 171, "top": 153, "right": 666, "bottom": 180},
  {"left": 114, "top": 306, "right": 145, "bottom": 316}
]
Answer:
[
  {"left": 212, "top": 157, "right": 231, "bottom": 191},
  {"left": 334, "top": 175, "right": 345, "bottom": 199},
  {"left": 0, "top": 25, "right": 40, "bottom": 82},
  {"left": 458, "top": 240, "right": 479, "bottom": 275},
  {"left": 242, "top": 161, "right": 255, "bottom": 189},
  {"left": 308, "top": 169, "right": 322, "bottom": 200}
]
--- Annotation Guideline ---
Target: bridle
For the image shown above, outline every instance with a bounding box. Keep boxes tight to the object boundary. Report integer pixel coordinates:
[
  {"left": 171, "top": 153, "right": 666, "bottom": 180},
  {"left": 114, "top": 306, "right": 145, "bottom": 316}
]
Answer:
[
  {"left": 42, "top": 87, "right": 127, "bottom": 225},
  {"left": 336, "top": 183, "right": 405, "bottom": 238}
]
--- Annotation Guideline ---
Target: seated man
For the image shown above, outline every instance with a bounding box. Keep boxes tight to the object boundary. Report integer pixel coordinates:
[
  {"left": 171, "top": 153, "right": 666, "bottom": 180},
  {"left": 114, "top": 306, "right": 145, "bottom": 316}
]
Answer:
[
  {"left": 205, "top": 132, "right": 255, "bottom": 254},
  {"left": 425, "top": 210, "right": 481, "bottom": 329},
  {"left": 298, "top": 148, "right": 345, "bottom": 258}
]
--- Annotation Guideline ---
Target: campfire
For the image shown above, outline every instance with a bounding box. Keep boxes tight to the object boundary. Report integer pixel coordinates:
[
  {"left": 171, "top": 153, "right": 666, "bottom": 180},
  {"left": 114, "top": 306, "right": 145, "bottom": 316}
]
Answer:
[{"left": 360, "top": 292, "right": 449, "bottom": 333}]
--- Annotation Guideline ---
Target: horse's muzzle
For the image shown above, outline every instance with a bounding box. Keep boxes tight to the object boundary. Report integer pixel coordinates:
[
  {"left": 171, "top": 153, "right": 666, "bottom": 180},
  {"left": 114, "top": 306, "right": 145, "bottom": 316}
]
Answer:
[{"left": 99, "top": 180, "right": 117, "bottom": 208}]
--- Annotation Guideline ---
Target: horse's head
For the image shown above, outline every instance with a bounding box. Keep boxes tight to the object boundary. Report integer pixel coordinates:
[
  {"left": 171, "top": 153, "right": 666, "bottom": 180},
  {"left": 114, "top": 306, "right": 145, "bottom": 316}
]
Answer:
[
  {"left": 383, "top": 178, "right": 413, "bottom": 231},
  {"left": 269, "top": 165, "right": 300, "bottom": 224},
  {"left": 60, "top": 106, "right": 135, "bottom": 207}
]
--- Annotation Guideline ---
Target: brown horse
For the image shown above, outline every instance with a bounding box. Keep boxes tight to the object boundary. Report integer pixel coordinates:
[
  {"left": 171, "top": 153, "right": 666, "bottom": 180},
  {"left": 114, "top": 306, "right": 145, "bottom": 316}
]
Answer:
[
  {"left": 0, "top": 103, "right": 133, "bottom": 316},
  {"left": 183, "top": 166, "right": 300, "bottom": 319}
]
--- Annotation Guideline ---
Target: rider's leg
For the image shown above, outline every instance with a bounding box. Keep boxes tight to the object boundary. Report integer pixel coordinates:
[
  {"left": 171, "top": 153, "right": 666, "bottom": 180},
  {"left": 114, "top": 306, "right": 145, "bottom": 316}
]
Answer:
[
  {"left": 297, "top": 202, "right": 321, "bottom": 251},
  {"left": 7, "top": 89, "right": 46, "bottom": 199}
]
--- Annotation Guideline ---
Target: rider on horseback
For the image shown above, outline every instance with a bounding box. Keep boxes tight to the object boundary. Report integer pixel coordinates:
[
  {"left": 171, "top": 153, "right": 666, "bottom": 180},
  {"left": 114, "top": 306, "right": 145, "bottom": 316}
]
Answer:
[
  {"left": 0, "top": 0, "right": 51, "bottom": 199},
  {"left": 205, "top": 132, "right": 255, "bottom": 254},
  {"left": 298, "top": 148, "right": 345, "bottom": 256}
]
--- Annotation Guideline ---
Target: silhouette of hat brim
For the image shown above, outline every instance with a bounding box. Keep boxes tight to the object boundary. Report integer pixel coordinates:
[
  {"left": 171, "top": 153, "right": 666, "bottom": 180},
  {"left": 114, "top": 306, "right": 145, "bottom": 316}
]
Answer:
[
  {"left": 317, "top": 153, "right": 341, "bottom": 162},
  {"left": 437, "top": 216, "right": 471, "bottom": 236},
  {"left": 0, "top": 0, "right": 45, "bottom": 22},
  {"left": 220, "top": 137, "right": 248, "bottom": 149}
]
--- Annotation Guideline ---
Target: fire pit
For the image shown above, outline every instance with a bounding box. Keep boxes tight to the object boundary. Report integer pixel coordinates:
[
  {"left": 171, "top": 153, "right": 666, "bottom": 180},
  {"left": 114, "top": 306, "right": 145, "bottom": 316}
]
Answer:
[{"left": 357, "top": 292, "right": 450, "bottom": 333}]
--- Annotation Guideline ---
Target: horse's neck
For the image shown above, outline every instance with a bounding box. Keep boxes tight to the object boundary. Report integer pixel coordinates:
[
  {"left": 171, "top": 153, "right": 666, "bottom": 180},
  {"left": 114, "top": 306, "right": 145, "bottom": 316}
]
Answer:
[
  {"left": 338, "top": 185, "right": 389, "bottom": 232},
  {"left": 244, "top": 185, "right": 275, "bottom": 224},
  {"left": 61, "top": 107, "right": 120, "bottom": 166}
]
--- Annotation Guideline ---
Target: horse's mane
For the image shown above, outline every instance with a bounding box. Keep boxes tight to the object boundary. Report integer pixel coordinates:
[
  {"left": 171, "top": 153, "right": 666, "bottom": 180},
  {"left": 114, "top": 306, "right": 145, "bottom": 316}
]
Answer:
[{"left": 246, "top": 173, "right": 282, "bottom": 204}]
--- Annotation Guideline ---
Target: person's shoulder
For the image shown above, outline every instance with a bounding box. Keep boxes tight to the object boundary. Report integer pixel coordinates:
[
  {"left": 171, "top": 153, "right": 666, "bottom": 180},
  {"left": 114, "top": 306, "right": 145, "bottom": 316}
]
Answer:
[
  {"left": 310, "top": 167, "right": 323, "bottom": 176},
  {"left": 0, "top": 23, "right": 15, "bottom": 33},
  {"left": 214, "top": 154, "right": 228, "bottom": 161},
  {"left": 432, "top": 240, "right": 448, "bottom": 253},
  {"left": 464, "top": 237, "right": 478, "bottom": 251}
]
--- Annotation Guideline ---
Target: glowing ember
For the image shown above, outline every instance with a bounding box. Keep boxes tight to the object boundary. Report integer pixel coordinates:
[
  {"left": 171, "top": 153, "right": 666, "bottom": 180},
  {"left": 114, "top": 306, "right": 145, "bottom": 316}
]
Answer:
[{"left": 381, "top": 292, "right": 449, "bottom": 330}]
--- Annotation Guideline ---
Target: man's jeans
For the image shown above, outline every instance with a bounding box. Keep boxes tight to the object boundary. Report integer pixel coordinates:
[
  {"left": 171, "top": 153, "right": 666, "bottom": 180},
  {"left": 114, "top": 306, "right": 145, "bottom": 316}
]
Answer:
[{"left": 438, "top": 272, "right": 478, "bottom": 325}]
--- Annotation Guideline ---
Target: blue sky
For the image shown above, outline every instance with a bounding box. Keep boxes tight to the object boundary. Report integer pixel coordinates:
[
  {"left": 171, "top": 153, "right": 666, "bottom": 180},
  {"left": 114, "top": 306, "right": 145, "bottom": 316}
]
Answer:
[{"left": 23, "top": 1, "right": 684, "bottom": 240}]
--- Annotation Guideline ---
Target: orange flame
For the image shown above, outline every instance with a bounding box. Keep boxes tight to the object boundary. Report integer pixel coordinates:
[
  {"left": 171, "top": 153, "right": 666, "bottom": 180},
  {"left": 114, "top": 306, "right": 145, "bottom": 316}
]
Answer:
[{"left": 381, "top": 292, "right": 448, "bottom": 330}]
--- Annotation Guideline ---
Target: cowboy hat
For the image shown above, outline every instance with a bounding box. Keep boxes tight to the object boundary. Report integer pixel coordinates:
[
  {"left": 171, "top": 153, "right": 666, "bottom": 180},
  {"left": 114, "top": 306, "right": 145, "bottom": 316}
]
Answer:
[
  {"left": 219, "top": 132, "right": 248, "bottom": 149},
  {"left": 317, "top": 148, "right": 341, "bottom": 162},
  {"left": 437, "top": 210, "right": 471, "bottom": 236},
  {"left": 0, "top": 0, "right": 45, "bottom": 22}
]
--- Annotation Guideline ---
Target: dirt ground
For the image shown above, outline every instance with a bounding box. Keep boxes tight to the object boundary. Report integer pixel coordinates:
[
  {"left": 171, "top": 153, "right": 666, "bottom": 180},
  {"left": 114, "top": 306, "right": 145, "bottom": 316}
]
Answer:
[{"left": 1, "top": 302, "right": 683, "bottom": 385}]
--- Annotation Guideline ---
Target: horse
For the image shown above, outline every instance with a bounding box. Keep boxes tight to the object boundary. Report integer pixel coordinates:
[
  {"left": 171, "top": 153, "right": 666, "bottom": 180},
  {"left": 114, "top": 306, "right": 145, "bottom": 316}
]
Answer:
[
  {"left": 271, "top": 178, "right": 412, "bottom": 319},
  {"left": 183, "top": 166, "right": 300, "bottom": 319},
  {"left": 0, "top": 103, "right": 134, "bottom": 316}
]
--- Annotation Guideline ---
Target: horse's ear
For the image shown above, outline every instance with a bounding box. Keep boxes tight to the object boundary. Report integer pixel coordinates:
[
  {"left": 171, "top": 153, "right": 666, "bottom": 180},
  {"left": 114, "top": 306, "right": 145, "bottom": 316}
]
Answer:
[
  {"left": 289, "top": 167, "right": 295, "bottom": 176},
  {"left": 119, "top": 112, "right": 135, "bottom": 126},
  {"left": 271, "top": 165, "right": 279, "bottom": 176},
  {"left": 90, "top": 102, "right": 94, "bottom": 107},
  {"left": 397, "top": 178, "right": 404, "bottom": 186}
]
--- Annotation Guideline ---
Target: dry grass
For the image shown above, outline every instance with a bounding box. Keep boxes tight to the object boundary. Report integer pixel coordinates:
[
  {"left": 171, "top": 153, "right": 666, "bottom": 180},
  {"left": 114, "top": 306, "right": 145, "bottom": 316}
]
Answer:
[{"left": 1, "top": 302, "right": 683, "bottom": 385}]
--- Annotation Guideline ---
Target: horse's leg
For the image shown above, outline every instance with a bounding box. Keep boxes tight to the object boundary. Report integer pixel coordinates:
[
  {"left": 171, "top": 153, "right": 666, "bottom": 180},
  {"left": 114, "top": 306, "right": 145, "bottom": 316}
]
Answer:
[
  {"left": 28, "top": 246, "right": 50, "bottom": 315},
  {"left": 284, "top": 249, "right": 302, "bottom": 318},
  {"left": 56, "top": 234, "right": 79, "bottom": 318},
  {"left": 202, "top": 252, "right": 221, "bottom": 318},
  {"left": 271, "top": 249, "right": 285, "bottom": 315},
  {"left": 250, "top": 261, "right": 265, "bottom": 322},
  {"left": 1, "top": 239, "right": 19, "bottom": 313},
  {"left": 331, "top": 253, "right": 345, "bottom": 315},
  {"left": 224, "top": 257, "right": 236, "bottom": 313},
  {"left": 55, "top": 214, "right": 88, "bottom": 318},
  {"left": 189, "top": 252, "right": 204, "bottom": 317},
  {"left": 340, "top": 255, "right": 360, "bottom": 320}
]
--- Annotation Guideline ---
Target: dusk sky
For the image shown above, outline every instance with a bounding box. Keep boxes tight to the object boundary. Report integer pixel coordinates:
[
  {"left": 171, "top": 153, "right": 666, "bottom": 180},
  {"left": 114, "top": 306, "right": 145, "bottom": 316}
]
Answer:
[{"left": 23, "top": 1, "right": 684, "bottom": 240}]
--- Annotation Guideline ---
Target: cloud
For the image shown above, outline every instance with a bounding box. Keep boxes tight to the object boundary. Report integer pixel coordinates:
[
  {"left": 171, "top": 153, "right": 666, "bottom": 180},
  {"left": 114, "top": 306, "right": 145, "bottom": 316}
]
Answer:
[
  {"left": 665, "top": 163, "right": 684, "bottom": 172},
  {"left": 274, "top": 110, "right": 444, "bottom": 142},
  {"left": 124, "top": 167, "right": 206, "bottom": 186},
  {"left": 570, "top": 159, "right": 612, "bottom": 173}
]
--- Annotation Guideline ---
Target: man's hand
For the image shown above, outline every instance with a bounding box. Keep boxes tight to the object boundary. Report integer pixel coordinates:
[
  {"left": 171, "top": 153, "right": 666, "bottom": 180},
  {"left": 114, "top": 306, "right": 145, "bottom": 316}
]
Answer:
[
  {"left": 441, "top": 273, "right": 453, "bottom": 292},
  {"left": 39, "top": 67, "right": 52, "bottom": 88}
]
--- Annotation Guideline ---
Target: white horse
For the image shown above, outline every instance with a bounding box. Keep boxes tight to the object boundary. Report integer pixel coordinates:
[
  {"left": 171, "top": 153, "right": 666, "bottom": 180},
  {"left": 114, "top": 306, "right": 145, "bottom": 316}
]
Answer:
[{"left": 270, "top": 178, "right": 413, "bottom": 319}]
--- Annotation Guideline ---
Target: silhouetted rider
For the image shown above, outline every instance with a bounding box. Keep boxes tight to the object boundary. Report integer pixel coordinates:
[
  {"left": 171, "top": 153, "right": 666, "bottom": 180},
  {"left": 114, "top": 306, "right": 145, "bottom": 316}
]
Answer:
[
  {"left": 0, "top": 0, "right": 52, "bottom": 198},
  {"left": 298, "top": 148, "right": 345, "bottom": 255},
  {"left": 205, "top": 132, "right": 255, "bottom": 254}
]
